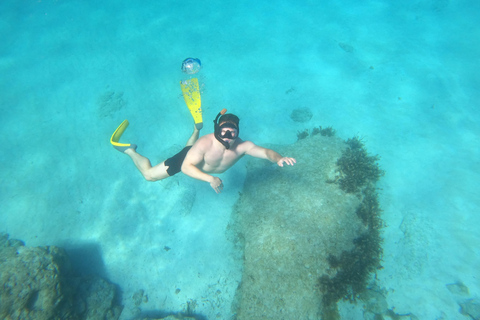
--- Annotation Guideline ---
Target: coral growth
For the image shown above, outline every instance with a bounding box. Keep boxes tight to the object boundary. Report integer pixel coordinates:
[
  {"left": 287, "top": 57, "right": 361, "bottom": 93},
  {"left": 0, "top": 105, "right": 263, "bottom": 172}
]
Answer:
[
  {"left": 312, "top": 126, "right": 336, "bottom": 137},
  {"left": 296, "top": 129, "right": 309, "bottom": 140},
  {"left": 298, "top": 126, "right": 336, "bottom": 140}
]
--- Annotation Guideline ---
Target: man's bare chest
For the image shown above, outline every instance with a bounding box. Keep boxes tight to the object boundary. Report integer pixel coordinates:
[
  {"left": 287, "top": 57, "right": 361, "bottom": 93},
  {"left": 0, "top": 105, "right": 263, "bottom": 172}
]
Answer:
[{"left": 204, "top": 149, "right": 239, "bottom": 167}]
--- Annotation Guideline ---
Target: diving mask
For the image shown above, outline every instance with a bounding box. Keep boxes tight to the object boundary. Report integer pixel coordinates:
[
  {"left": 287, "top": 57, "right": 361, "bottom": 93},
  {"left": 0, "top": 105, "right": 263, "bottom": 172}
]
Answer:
[{"left": 213, "top": 109, "right": 240, "bottom": 149}]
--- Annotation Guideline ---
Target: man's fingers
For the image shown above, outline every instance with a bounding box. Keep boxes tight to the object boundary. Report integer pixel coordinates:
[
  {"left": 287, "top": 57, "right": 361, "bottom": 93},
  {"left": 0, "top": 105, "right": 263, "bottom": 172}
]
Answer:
[
  {"left": 279, "top": 157, "right": 296, "bottom": 166},
  {"left": 216, "top": 182, "right": 224, "bottom": 193}
]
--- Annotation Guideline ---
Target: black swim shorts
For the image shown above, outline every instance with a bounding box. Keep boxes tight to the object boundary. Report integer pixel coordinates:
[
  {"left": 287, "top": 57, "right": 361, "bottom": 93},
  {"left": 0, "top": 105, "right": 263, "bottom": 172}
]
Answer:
[{"left": 164, "top": 146, "right": 192, "bottom": 176}]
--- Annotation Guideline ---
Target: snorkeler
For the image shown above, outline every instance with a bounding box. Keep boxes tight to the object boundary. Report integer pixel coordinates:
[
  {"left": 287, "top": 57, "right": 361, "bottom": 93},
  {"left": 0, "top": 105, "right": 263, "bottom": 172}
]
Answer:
[{"left": 110, "top": 109, "right": 296, "bottom": 193}]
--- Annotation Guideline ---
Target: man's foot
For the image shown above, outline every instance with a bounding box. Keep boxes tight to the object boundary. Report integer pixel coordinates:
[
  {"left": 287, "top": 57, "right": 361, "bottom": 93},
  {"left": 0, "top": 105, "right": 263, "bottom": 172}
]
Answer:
[
  {"left": 110, "top": 120, "right": 137, "bottom": 153},
  {"left": 114, "top": 144, "right": 137, "bottom": 153}
]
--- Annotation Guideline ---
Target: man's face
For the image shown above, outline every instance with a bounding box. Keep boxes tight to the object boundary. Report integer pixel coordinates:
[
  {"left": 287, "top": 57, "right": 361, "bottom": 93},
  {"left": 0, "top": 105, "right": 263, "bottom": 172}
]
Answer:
[{"left": 220, "top": 127, "right": 238, "bottom": 140}]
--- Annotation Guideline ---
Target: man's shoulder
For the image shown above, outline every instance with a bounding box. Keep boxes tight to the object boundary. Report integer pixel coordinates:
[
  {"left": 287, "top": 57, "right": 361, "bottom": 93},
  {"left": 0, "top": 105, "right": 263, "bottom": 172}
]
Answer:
[
  {"left": 192, "top": 133, "right": 214, "bottom": 149},
  {"left": 236, "top": 138, "right": 253, "bottom": 146},
  {"left": 202, "top": 133, "right": 215, "bottom": 139},
  {"left": 234, "top": 139, "right": 256, "bottom": 153},
  {"left": 197, "top": 133, "right": 214, "bottom": 142}
]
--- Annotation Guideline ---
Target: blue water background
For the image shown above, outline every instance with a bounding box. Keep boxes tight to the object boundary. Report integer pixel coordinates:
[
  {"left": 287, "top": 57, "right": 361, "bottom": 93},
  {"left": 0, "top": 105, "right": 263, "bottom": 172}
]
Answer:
[{"left": 1, "top": 0, "right": 479, "bottom": 318}]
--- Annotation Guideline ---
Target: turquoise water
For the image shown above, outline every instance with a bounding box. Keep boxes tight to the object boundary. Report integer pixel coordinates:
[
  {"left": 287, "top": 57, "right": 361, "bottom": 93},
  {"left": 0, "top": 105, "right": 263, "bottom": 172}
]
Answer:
[{"left": 1, "top": 0, "right": 479, "bottom": 319}]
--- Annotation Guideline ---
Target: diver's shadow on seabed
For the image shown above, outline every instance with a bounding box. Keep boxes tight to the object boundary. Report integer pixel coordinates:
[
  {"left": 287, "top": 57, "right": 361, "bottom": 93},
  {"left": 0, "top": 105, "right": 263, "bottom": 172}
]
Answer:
[{"left": 63, "top": 242, "right": 109, "bottom": 278}]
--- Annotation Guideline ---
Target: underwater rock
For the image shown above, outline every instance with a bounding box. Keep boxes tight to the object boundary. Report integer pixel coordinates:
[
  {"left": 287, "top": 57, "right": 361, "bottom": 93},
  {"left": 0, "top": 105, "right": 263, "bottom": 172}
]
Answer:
[
  {"left": 290, "top": 107, "right": 313, "bottom": 123},
  {"left": 137, "top": 316, "right": 197, "bottom": 320},
  {"left": 229, "top": 133, "right": 383, "bottom": 319},
  {"left": 97, "top": 90, "right": 126, "bottom": 118},
  {"left": 0, "top": 238, "right": 75, "bottom": 319},
  {"left": 446, "top": 281, "right": 470, "bottom": 296},
  {"left": 0, "top": 232, "right": 24, "bottom": 247},
  {"left": 459, "top": 299, "right": 480, "bottom": 320},
  {"left": 338, "top": 42, "right": 354, "bottom": 53},
  {"left": 72, "top": 276, "right": 123, "bottom": 320},
  {"left": 0, "top": 234, "right": 122, "bottom": 320},
  {"left": 361, "top": 288, "right": 388, "bottom": 315},
  {"left": 132, "top": 289, "right": 146, "bottom": 307}
]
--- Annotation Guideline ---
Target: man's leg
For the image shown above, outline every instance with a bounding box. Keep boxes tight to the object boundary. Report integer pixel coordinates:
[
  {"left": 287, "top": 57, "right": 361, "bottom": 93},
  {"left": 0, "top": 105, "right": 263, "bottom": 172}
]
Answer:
[
  {"left": 124, "top": 149, "right": 170, "bottom": 181},
  {"left": 123, "top": 126, "right": 200, "bottom": 181},
  {"left": 185, "top": 126, "right": 200, "bottom": 147}
]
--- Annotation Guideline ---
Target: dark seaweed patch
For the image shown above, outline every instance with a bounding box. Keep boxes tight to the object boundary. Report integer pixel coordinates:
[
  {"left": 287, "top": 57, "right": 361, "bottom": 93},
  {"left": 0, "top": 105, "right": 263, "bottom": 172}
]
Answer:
[
  {"left": 319, "top": 138, "right": 385, "bottom": 319},
  {"left": 336, "top": 137, "right": 384, "bottom": 193}
]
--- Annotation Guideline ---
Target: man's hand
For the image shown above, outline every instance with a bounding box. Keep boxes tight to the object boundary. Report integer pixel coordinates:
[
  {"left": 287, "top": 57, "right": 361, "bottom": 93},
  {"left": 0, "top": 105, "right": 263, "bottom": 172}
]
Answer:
[
  {"left": 277, "top": 157, "right": 296, "bottom": 167},
  {"left": 209, "top": 176, "right": 224, "bottom": 193}
]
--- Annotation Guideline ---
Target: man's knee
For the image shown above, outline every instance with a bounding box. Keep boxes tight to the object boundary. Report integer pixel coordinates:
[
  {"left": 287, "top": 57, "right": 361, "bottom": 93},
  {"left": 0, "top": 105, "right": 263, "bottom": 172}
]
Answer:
[
  {"left": 144, "top": 174, "right": 156, "bottom": 182},
  {"left": 143, "top": 171, "right": 168, "bottom": 182}
]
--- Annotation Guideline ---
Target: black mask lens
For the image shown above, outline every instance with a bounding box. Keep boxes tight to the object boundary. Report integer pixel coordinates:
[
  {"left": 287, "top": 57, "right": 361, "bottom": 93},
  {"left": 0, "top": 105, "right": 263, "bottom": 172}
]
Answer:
[{"left": 220, "top": 129, "right": 237, "bottom": 139}]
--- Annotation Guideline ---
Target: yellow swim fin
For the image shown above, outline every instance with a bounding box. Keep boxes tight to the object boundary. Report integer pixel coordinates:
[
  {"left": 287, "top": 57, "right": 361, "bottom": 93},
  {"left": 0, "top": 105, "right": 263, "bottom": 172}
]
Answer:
[
  {"left": 110, "top": 119, "right": 137, "bottom": 152},
  {"left": 180, "top": 78, "right": 203, "bottom": 130}
]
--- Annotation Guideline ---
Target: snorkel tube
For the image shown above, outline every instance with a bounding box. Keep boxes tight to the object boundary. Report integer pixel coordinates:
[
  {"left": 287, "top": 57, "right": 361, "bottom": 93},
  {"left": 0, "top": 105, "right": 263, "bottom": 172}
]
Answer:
[{"left": 214, "top": 108, "right": 231, "bottom": 149}]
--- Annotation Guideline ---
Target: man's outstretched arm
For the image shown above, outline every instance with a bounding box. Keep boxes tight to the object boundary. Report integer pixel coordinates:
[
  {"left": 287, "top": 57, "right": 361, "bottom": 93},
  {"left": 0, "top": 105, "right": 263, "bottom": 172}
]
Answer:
[{"left": 244, "top": 141, "right": 296, "bottom": 167}]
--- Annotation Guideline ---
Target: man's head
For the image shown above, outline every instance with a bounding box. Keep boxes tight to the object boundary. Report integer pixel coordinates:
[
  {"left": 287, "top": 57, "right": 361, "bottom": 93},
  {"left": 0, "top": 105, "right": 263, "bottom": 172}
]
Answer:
[
  {"left": 213, "top": 110, "right": 240, "bottom": 149},
  {"left": 218, "top": 113, "right": 240, "bottom": 139}
]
